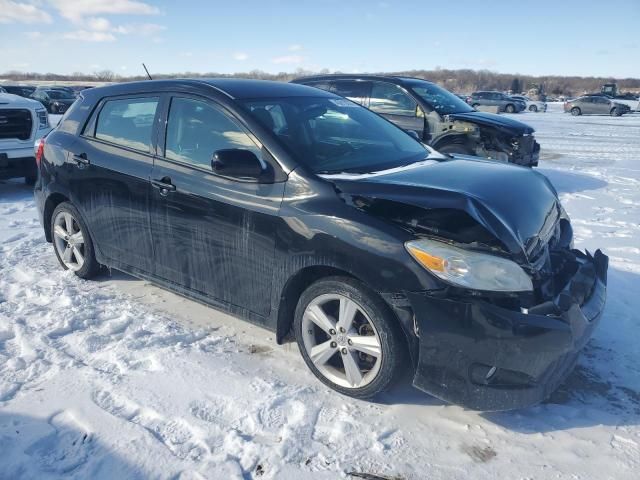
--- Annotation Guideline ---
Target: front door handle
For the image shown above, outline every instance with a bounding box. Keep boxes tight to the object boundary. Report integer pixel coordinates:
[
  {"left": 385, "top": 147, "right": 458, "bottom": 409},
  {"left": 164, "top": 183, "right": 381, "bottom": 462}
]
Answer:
[
  {"left": 151, "top": 177, "right": 176, "bottom": 196},
  {"left": 72, "top": 153, "right": 90, "bottom": 167}
]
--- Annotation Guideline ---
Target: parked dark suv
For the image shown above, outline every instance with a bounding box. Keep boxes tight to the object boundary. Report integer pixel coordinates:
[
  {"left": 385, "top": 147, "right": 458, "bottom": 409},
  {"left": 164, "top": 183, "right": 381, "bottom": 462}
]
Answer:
[
  {"left": 35, "top": 79, "right": 607, "bottom": 410},
  {"left": 30, "top": 87, "right": 76, "bottom": 113},
  {"left": 293, "top": 75, "right": 540, "bottom": 166}
]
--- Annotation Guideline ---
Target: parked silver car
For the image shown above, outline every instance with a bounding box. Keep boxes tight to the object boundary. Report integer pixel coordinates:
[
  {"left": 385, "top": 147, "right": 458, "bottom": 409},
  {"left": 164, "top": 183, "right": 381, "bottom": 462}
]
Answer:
[
  {"left": 468, "top": 91, "right": 526, "bottom": 113},
  {"left": 564, "top": 96, "right": 631, "bottom": 116}
]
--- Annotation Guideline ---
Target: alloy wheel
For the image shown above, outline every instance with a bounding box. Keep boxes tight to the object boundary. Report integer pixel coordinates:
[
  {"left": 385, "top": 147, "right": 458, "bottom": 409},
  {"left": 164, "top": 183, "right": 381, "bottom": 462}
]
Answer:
[
  {"left": 301, "top": 293, "right": 382, "bottom": 389},
  {"left": 53, "top": 211, "right": 86, "bottom": 271}
]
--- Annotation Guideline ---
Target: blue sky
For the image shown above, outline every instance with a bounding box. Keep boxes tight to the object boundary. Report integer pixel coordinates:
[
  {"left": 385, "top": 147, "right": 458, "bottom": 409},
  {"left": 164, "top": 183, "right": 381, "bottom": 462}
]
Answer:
[{"left": 1, "top": 0, "right": 638, "bottom": 77}]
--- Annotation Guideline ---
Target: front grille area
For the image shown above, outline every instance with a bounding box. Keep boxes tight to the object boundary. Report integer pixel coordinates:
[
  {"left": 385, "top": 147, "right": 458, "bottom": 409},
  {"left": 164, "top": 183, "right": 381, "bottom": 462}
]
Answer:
[{"left": 0, "top": 109, "right": 33, "bottom": 140}]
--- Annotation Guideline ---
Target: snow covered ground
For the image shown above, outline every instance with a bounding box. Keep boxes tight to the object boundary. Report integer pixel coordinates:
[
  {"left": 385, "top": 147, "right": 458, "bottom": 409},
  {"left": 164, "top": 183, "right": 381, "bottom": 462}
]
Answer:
[{"left": 1, "top": 106, "right": 639, "bottom": 479}]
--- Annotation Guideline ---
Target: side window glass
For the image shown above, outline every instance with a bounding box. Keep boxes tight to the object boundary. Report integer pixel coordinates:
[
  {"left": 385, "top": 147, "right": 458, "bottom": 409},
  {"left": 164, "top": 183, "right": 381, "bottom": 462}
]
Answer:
[
  {"left": 369, "top": 83, "right": 417, "bottom": 116},
  {"left": 165, "top": 97, "right": 262, "bottom": 169},
  {"left": 95, "top": 97, "right": 159, "bottom": 152},
  {"left": 306, "top": 81, "right": 332, "bottom": 92},
  {"left": 331, "top": 81, "right": 370, "bottom": 105}
]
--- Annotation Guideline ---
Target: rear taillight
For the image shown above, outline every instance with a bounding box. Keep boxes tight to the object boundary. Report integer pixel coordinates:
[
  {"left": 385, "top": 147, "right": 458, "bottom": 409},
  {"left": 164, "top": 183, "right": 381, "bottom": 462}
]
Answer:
[{"left": 35, "top": 137, "right": 45, "bottom": 167}]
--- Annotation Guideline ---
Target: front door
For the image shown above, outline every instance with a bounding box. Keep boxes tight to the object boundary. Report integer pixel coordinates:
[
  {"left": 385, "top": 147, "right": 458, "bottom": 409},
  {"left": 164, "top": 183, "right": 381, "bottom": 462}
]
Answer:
[
  {"left": 368, "top": 82, "right": 425, "bottom": 139},
  {"left": 149, "top": 95, "right": 284, "bottom": 317}
]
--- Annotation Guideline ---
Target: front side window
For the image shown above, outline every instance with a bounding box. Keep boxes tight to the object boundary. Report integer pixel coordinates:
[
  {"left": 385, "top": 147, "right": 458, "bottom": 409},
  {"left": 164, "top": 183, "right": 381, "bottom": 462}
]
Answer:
[
  {"left": 165, "top": 97, "right": 261, "bottom": 169},
  {"left": 369, "top": 82, "right": 417, "bottom": 117},
  {"left": 94, "top": 97, "right": 158, "bottom": 152},
  {"left": 242, "top": 96, "right": 427, "bottom": 174}
]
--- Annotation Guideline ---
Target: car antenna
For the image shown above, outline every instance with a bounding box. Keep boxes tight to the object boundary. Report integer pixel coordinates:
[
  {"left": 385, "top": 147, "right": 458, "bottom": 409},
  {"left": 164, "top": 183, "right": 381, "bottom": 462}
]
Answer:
[{"left": 142, "top": 63, "right": 153, "bottom": 80}]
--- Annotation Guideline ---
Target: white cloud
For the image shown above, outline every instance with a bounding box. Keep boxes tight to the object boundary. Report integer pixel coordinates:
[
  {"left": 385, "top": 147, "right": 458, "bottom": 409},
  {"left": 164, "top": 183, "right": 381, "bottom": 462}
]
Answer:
[
  {"left": 113, "top": 22, "right": 166, "bottom": 36},
  {"left": 63, "top": 30, "right": 116, "bottom": 42},
  {"left": 0, "top": 0, "right": 52, "bottom": 24},
  {"left": 48, "top": 0, "right": 159, "bottom": 22},
  {"left": 86, "top": 16, "right": 112, "bottom": 31},
  {"left": 288, "top": 44, "right": 302, "bottom": 52},
  {"left": 272, "top": 54, "right": 304, "bottom": 64},
  {"left": 11, "top": 62, "right": 30, "bottom": 68},
  {"left": 233, "top": 52, "right": 249, "bottom": 61},
  {"left": 26, "top": 31, "right": 44, "bottom": 39}
]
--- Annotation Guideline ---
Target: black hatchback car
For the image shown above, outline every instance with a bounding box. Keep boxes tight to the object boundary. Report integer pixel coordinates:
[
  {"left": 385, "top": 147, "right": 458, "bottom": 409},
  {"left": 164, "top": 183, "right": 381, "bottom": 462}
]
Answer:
[
  {"left": 35, "top": 79, "right": 607, "bottom": 410},
  {"left": 292, "top": 75, "right": 540, "bottom": 166}
]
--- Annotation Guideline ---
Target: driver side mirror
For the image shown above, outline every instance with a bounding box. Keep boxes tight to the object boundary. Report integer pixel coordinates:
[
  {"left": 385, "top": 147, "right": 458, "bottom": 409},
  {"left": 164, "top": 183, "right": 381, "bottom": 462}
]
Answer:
[{"left": 211, "top": 149, "right": 264, "bottom": 180}]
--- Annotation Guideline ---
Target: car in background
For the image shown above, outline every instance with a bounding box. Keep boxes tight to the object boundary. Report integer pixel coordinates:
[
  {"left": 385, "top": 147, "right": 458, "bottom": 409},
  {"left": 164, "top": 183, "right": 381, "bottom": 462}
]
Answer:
[
  {"left": 0, "top": 91, "right": 51, "bottom": 184},
  {"left": 511, "top": 95, "right": 547, "bottom": 113},
  {"left": 564, "top": 96, "right": 631, "bottom": 116},
  {"left": 35, "top": 78, "right": 607, "bottom": 410},
  {"left": 30, "top": 87, "right": 76, "bottom": 113},
  {"left": 292, "top": 75, "right": 540, "bottom": 166},
  {"left": 0, "top": 87, "right": 6, "bottom": 93},
  {"left": 1, "top": 85, "right": 37, "bottom": 98},
  {"left": 468, "top": 91, "right": 527, "bottom": 113}
]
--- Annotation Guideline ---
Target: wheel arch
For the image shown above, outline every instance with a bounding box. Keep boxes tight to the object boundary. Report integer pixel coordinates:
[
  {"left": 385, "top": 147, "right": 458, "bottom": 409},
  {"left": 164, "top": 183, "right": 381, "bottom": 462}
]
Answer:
[
  {"left": 276, "top": 265, "right": 357, "bottom": 344},
  {"left": 43, "top": 192, "right": 70, "bottom": 242}
]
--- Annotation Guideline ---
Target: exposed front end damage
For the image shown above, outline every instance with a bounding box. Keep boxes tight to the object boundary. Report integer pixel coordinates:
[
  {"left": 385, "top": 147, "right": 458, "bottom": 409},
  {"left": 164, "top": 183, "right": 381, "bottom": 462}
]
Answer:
[
  {"left": 447, "top": 112, "right": 540, "bottom": 167},
  {"left": 329, "top": 161, "right": 608, "bottom": 410},
  {"left": 405, "top": 248, "right": 607, "bottom": 411}
]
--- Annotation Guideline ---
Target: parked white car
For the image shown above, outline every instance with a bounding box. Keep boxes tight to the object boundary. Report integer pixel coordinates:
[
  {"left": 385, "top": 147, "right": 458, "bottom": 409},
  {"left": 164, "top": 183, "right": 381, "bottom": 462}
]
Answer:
[
  {"left": 0, "top": 93, "right": 51, "bottom": 184},
  {"left": 512, "top": 95, "right": 547, "bottom": 113}
]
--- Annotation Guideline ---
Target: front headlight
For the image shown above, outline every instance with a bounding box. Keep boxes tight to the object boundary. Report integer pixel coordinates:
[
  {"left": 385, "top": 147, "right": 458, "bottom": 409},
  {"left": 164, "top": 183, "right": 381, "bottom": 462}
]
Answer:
[{"left": 405, "top": 238, "right": 533, "bottom": 292}]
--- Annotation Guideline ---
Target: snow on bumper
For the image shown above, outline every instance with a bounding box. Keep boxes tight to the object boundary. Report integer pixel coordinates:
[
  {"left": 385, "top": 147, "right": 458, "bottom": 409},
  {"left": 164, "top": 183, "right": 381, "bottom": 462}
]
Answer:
[{"left": 406, "top": 249, "right": 608, "bottom": 411}]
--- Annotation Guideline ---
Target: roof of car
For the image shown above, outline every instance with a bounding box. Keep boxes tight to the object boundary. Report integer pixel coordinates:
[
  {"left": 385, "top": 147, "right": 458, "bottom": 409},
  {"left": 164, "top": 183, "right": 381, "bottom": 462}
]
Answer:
[
  {"left": 80, "top": 78, "right": 335, "bottom": 100},
  {"left": 292, "top": 74, "right": 435, "bottom": 86}
]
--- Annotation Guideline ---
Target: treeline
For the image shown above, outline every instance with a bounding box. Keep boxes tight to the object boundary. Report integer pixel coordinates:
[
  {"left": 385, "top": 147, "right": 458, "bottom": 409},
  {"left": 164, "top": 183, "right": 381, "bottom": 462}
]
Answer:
[{"left": 2, "top": 68, "right": 639, "bottom": 96}]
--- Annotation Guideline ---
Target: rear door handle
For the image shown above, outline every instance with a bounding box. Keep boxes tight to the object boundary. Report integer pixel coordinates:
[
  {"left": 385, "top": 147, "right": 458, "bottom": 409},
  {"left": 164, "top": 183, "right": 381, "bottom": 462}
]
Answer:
[
  {"left": 72, "top": 153, "right": 90, "bottom": 167},
  {"left": 151, "top": 177, "right": 176, "bottom": 196}
]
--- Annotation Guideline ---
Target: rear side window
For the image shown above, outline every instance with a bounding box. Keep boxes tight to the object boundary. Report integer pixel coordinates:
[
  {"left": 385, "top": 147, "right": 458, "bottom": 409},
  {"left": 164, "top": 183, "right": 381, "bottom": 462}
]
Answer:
[
  {"left": 94, "top": 97, "right": 159, "bottom": 152},
  {"left": 369, "top": 82, "right": 417, "bottom": 116},
  {"left": 331, "top": 81, "right": 370, "bottom": 105},
  {"left": 165, "top": 97, "right": 261, "bottom": 169}
]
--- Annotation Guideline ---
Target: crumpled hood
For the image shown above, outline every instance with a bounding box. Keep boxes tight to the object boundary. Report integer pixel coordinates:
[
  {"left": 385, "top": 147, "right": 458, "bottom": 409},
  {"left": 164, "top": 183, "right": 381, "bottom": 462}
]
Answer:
[
  {"left": 449, "top": 111, "right": 535, "bottom": 135},
  {"left": 329, "top": 157, "right": 559, "bottom": 260}
]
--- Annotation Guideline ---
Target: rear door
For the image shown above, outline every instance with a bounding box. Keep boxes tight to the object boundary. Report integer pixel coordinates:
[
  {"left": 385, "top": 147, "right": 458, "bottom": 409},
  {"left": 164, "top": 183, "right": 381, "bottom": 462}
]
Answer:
[
  {"left": 149, "top": 94, "right": 284, "bottom": 317},
  {"left": 368, "top": 81, "right": 425, "bottom": 138},
  {"left": 68, "top": 95, "right": 159, "bottom": 273}
]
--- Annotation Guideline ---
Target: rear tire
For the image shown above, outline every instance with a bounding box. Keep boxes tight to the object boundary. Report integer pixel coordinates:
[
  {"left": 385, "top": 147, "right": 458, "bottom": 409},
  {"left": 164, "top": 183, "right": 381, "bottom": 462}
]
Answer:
[
  {"left": 293, "top": 276, "right": 404, "bottom": 399},
  {"left": 571, "top": 107, "right": 581, "bottom": 116},
  {"left": 529, "top": 105, "right": 538, "bottom": 112},
  {"left": 505, "top": 104, "right": 516, "bottom": 113},
  {"left": 51, "top": 202, "right": 100, "bottom": 279}
]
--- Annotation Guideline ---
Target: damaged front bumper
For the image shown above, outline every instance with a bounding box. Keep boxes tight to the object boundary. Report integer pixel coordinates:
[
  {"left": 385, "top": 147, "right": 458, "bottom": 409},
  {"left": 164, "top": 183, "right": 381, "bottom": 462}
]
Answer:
[{"left": 400, "top": 249, "right": 608, "bottom": 411}]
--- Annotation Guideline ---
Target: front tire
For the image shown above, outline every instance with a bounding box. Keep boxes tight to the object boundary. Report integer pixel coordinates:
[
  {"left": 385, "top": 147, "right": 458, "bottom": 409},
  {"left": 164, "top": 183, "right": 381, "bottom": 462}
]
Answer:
[
  {"left": 51, "top": 202, "right": 100, "bottom": 279},
  {"left": 610, "top": 107, "right": 621, "bottom": 117},
  {"left": 571, "top": 107, "right": 581, "bottom": 116},
  {"left": 294, "top": 277, "right": 404, "bottom": 399},
  {"left": 505, "top": 104, "right": 516, "bottom": 113},
  {"left": 529, "top": 105, "right": 538, "bottom": 112}
]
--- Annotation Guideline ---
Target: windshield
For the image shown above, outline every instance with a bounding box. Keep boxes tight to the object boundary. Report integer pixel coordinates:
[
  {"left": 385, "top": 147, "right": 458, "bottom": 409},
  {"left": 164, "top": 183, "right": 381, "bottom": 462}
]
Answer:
[
  {"left": 241, "top": 96, "right": 428, "bottom": 174},
  {"left": 47, "top": 90, "right": 74, "bottom": 100},
  {"left": 408, "top": 82, "right": 473, "bottom": 115}
]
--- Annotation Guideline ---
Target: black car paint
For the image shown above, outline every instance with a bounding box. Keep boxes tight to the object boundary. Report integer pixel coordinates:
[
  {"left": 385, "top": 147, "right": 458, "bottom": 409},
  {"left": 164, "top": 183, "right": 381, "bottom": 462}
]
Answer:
[
  {"left": 35, "top": 79, "right": 607, "bottom": 410},
  {"left": 292, "top": 75, "right": 540, "bottom": 167}
]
